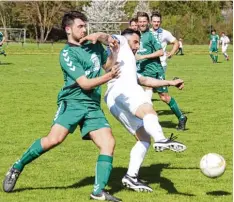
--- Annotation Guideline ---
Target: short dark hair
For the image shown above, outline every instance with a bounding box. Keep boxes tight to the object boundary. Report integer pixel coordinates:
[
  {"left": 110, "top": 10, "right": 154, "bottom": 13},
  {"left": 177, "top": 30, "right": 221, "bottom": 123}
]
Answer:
[
  {"left": 211, "top": 29, "right": 216, "bottom": 32},
  {"left": 151, "top": 11, "right": 162, "bottom": 20},
  {"left": 137, "top": 12, "right": 149, "bottom": 22},
  {"left": 121, "top": 28, "right": 141, "bottom": 38},
  {"left": 62, "top": 11, "right": 88, "bottom": 31},
  {"left": 129, "top": 17, "right": 138, "bottom": 25}
]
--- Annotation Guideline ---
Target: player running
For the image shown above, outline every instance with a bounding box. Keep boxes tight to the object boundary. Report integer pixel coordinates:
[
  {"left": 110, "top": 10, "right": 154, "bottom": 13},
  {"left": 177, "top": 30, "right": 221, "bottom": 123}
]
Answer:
[
  {"left": 136, "top": 12, "right": 187, "bottom": 131},
  {"left": 81, "top": 28, "right": 187, "bottom": 192}
]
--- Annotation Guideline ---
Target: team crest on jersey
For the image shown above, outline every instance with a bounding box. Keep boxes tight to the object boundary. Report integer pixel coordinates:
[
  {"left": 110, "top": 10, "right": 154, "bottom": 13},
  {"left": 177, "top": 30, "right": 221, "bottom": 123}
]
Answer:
[{"left": 85, "top": 53, "right": 101, "bottom": 76}]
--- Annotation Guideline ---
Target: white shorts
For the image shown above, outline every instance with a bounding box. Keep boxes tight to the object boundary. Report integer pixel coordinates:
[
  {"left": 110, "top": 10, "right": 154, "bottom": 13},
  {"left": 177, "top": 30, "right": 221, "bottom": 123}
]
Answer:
[
  {"left": 222, "top": 45, "right": 228, "bottom": 53},
  {"left": 104, "top": 85, "right": 152, "bottom": 135}
]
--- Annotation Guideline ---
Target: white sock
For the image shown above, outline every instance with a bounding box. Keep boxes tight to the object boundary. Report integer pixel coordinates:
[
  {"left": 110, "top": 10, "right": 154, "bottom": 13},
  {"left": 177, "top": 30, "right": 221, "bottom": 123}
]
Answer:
[
  {"left": 145, "top": 89, "right": 153, "bottom": 100},
  {"left": 127, "top": 141, "right": 150, "bottom": 177},
  {"left": 143, "top": 114, "right": 166, "bottom": 142}
]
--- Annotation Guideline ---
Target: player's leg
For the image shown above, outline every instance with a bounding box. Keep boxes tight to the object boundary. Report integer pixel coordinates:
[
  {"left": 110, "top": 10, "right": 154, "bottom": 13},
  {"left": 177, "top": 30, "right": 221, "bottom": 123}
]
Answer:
[
  {"left": 222, "top": 46, "right": 229, "bottom": 60},
  {"left": 0, "top": 45, "right": 6, "bottom": 56},
  {"left": 144, "top": 86, "right": 153, "bottom": 100},
  {"left": 122, "top": 127, "right": 153, "bottom": 192},
  {"left": 209, "top": 49, "right": 215, "bottom": 63},
  {"left": 155, "top": 71, "right": 187, "bottom": 130},
  {"left": 3, "top": 124, "right": 70, "bottom": 192},
  {"left": 214, "top": 49, "right": 218, "bottom": 63},
  {"left": 3, "top": 101, "right": 81, "bottom": 192},
  {"left": 82, "top": 108, "right": 121, "bottom": 201},
  {"left": 89, "top": 128, "right": 121, "bottom": 202}
]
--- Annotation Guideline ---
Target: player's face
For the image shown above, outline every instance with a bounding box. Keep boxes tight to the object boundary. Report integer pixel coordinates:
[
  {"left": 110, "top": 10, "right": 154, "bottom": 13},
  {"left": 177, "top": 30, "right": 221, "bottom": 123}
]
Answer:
[
  {"left": 212, "top": 31, "right": 215, "bottom": 35},
  {"left": 138, "top": 17, "right": 149, "bottom": 32},
  {"left": 130, "top": 21, "right": 138, "bottom": 31},
  {"left": 128, "top": 33, "right": 140, "bottom": 55},
  {"left": 151, "top": 16, "right": 161, "bottom": 30},
  {"left": 67, "top": 18, "right": 87, "bottom": 42}
]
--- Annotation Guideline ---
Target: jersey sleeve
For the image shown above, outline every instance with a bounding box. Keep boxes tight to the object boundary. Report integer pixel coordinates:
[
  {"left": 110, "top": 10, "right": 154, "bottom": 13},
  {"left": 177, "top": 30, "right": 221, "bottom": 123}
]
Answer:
[
  {"left": 164, "top": 30, "right": 176, "bottom": 43},
  {"left": 150, "top": 33, "right": 162, "bottom": 51},
  {"left": 60, "top": 49, "right": 85, "bottom": 81}
]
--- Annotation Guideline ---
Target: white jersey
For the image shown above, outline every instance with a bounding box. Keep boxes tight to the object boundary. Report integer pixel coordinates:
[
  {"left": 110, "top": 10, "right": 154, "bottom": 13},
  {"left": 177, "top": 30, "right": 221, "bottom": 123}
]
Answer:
[
  {"left": 106, "top": 35, "right": 138, "bottom": 93},
  {"left": 150, "top": 28, "right": 176, "bottom": 67},
  {"left": 179, "top": 41, "right": 183, "bottom": 48},
  {"left": 220, "top": 35, "right": 230, "bottom": 47},
  {"left": 104, "top": 35, "right": 152, "bottom": 134}
]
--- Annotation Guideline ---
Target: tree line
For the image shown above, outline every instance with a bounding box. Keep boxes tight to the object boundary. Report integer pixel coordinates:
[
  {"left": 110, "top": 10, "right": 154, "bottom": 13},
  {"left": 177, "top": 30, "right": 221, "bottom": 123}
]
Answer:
[{"left": 0, "top": 1, "right": 232, "bottom": 44}]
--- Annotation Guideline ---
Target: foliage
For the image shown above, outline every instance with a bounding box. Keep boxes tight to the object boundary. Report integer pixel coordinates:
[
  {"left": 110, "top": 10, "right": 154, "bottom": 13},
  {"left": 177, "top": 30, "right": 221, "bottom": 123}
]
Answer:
[{"left": 83, "top": 0, "right": 127, "bottom": 34}]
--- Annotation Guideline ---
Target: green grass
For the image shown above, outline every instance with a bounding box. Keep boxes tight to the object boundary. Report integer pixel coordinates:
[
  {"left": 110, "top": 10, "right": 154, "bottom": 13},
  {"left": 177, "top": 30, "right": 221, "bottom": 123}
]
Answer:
[{"left": 0, "top": 44, "right": 232, "bottom": 202}]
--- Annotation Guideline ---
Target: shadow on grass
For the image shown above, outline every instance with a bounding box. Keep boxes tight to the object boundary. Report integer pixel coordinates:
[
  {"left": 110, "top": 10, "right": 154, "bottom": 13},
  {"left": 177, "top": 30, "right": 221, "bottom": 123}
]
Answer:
[
  {"left": 0, "top": 62, "right": 13, "bottom": 65},
  {"left": 156, "top": 110, "right": 193, "bottom": 116},
  {"left": 13, "top": 164, "right": 195, "bottom": 196},
  {"left": 206, "top": 190, "right": 231, "bottom": 196}
]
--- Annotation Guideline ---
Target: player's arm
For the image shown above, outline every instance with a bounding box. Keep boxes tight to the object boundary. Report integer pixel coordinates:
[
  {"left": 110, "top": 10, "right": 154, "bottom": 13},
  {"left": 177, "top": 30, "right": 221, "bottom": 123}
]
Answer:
[
  {"left": 136, "top": 49, "right": 163, "bottom": 60},
  {"left": 136, "top": 33, "right": 164, "bottom": 60},
  {"left": 138, "top": 75, "right": 184, "bottom": 90},
  {"left": 76, "top": 63, "right": 120, "bottom": 90},
  {"left": 61, "top": 50, "right": 120, "bottom": 91},
  {"left": 79, "top": 32, "right": 119, "bottom": 71},
  {"left": 165, "top": 31, "right": 179, "bottom": 58}
]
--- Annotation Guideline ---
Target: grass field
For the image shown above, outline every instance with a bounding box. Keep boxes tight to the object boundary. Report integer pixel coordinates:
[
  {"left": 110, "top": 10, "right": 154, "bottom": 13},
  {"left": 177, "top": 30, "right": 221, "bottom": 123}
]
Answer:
[{"left": 0, "top": 43, "right": 232, "bottom": 202}]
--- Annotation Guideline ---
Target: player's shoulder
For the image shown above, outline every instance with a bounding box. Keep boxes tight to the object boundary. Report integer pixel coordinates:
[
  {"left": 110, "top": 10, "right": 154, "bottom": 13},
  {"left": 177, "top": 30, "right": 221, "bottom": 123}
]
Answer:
[{"left": 0, "top": 31, "right": 3, "bottom": 36}]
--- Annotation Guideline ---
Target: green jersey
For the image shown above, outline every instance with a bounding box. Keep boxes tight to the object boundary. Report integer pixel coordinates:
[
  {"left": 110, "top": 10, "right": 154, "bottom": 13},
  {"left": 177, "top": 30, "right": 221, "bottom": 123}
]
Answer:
[
  {"left": 58, "top": 41, "right": 107, "bottom": 106},
  {"left": 0, "top": 32, "right": 3, "bottom": 42},
  {"left": 136, "top": 29, "right": 163, "bottom": 77},
  {"left": 210, "top": 34, "right": 219, "bottom": 47}
]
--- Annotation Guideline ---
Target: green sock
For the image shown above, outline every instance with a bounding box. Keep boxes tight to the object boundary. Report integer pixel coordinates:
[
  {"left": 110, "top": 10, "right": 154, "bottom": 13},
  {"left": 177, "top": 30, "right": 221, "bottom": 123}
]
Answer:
[
  {"left": 93, "top": 155, "right": 113, "bottom": 195},
  {"left": 215, "top": 55, "right": 218, "bottom": 62},
  {"left": 209, "top": 54, "right": 215, "bottom": 62},
  {"left": 168, "top": 97, "right": 184, "bottom": 120},
  {"left": 13, "top": 138, "right": 45, "bottom": 172}
]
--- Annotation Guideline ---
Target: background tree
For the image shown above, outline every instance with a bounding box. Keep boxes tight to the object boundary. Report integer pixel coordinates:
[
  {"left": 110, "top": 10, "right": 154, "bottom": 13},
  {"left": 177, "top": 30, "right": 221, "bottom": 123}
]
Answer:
[
  {"left": 83, "top": 0, "right": 127, "bottom": 34},
  {"left": 132, "top": 0, "right": 151, "bottom": 18}
]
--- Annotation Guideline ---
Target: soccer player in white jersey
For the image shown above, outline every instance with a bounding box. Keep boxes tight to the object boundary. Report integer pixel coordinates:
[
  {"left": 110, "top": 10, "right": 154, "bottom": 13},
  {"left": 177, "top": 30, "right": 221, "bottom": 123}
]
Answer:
[
  {"left": 150, "top": 11, "right": 179, "bottom": 72},
  {"left": 104, "top": 28, "right": 186, "bottom": 192},
  {"left": 220, "top": 32, "right": 230, "bottom": 61}
]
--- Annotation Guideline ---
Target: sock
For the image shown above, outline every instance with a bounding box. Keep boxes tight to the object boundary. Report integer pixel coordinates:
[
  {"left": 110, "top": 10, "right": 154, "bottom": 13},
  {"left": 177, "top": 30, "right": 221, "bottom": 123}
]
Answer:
[
  {"left": 13, "top": 138, "right": 45, "bottom": 172},
  {"left": 145, "top": 89, "right": 153, "bottom": 100},
  {"left": 215, "top": 55, "right": 218, "bottom": 62},
  {"left": 127, "top": 141, "right": 150, "bottom": 177},
  {"left": 209, "top": 54, "right": 215, "bottom": 62},
  {"left": 93, "top": 155, "right": 113, "bottom": 195},
  {"left": 168, "top": 97, "right": 184, "bottom": 120},
  {"left": 143, "top": 114, "right": 165, "bottom": 142},
  {"left": 0, "top": 50, "right": 5, "bottom": 55},
  {"left": 224, "top": 53, "right": 228, "bottom": 58}
]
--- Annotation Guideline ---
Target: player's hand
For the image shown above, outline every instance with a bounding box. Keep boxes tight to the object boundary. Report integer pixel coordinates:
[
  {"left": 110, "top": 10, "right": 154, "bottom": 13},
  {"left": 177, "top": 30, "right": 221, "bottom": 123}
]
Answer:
[
  {"left": 109, "top": 62, "right": 121, "bottom": 79},
  {"left": 166, "top": 52, "right": 172, "bottom": 59},
  {"left": 79, "top": 33, "right": 99, "bottom": 44},
  {"left": 108, "top": 37, "right": 119, "bottom": 55},
  {"left": 172, "top": 77, "right": 184, "bottom": 90},
  {"left": 135, "top": 54, "right": 144, "bottom": 61}
]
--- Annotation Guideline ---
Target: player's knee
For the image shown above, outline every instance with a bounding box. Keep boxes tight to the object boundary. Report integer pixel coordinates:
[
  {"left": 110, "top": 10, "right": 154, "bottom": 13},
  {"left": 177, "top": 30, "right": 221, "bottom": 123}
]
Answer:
[
  {"left": 160, "top": 94, "right": 170, "bottom": 103},
  {"left": 100, "top": 134, "right": 116, "bottom": 153}
]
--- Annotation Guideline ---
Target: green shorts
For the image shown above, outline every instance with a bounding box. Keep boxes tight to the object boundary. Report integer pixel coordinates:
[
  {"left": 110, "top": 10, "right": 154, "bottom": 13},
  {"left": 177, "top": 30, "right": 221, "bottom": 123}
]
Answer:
[
  {"left": 209, "top": 46, "right": 218, "bottom": 53},
  {"left": 139, "top": 68, "right": 168, "bottom": 93},
  {"left": 52, "top": 101, "right": 110, "bottom": 140}
]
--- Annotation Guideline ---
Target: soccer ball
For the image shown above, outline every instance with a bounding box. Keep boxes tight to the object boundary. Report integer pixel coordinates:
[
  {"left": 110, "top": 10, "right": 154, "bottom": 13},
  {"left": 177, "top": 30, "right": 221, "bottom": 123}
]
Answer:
[{"left": 200, "top": 153, "right": 226, "bottom": 178}]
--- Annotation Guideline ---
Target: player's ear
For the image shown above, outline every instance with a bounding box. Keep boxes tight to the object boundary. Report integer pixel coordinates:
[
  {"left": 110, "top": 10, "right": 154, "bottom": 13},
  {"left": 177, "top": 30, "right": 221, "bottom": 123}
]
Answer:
[{"left": 65, "top": 26, "right": 71, "bottom": 35}]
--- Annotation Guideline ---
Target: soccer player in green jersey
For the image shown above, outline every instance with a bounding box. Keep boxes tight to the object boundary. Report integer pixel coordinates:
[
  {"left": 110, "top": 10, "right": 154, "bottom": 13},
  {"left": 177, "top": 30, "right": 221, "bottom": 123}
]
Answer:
[
  {"left": 3, "top": 11, "right": 122, "bottom": 202},
  {"left": 0, "top": 31, "right": 7, "bottom": 56},
  {"left": 209, "top": 29, "right": 219, "bottom": 63},
  {"left": 136, "top": 12, "right": 187, "bottom": 130}
]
